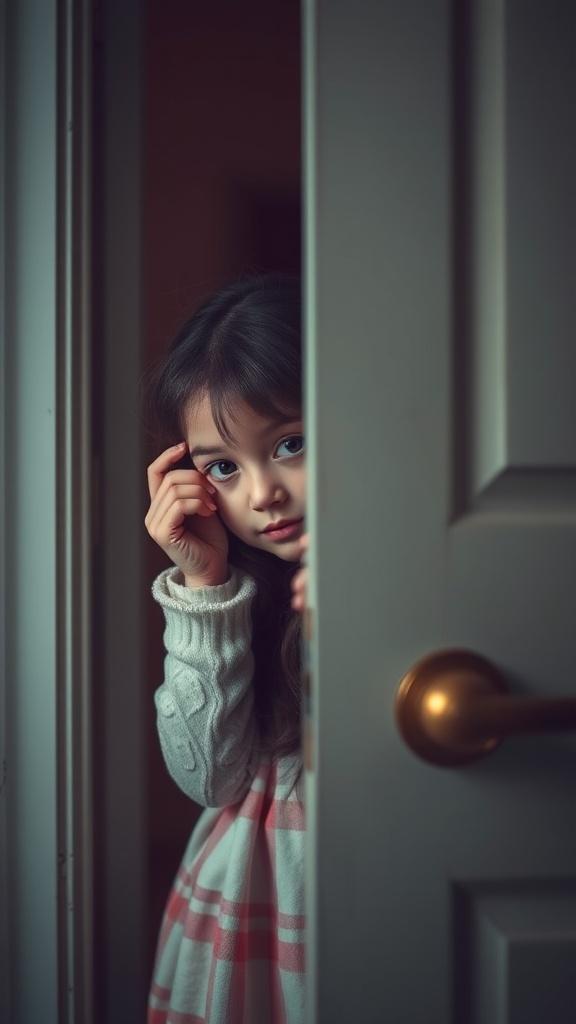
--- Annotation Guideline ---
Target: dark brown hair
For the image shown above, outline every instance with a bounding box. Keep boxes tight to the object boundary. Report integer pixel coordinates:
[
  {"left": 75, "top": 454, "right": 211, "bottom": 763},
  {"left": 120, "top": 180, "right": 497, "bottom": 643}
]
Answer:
[{"left": 142, "top": 272, "right": 303, "bottom": 762}]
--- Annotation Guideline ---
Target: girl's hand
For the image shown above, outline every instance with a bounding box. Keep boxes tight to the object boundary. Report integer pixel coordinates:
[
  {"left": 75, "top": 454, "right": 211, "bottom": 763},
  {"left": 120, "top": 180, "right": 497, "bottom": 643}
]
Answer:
[
  {"left": 145, "top": 442, "right": 229, "bottom": 584},
  {"left": 291, "top": 532, "right": 309, "bottom": 611}
]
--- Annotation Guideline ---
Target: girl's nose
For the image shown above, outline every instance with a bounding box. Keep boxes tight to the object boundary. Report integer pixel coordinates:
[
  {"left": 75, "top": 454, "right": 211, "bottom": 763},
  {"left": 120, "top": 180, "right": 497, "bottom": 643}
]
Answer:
[{"left": 249, "top": 476, "right": 287, "bottom": 510}]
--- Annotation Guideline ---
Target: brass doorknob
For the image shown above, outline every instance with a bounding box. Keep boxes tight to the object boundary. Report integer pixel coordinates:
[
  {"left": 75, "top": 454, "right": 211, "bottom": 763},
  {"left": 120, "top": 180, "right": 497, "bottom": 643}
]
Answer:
[{"left": 394, "top": 648, "right": 576, "bottom": 766}]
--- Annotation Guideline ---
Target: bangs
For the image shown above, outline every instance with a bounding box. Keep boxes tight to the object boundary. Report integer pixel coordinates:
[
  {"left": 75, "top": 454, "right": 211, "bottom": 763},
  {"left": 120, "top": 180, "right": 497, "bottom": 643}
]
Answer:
[{"left": 183, "top": 340, "right": 301, "bottom": 448}]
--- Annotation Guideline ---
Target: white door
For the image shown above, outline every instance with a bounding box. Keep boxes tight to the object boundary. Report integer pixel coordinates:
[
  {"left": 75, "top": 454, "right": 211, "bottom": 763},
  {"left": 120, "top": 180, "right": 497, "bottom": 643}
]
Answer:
[{"left": 303, "top": 2, "right": 576, "bottom": 1022}]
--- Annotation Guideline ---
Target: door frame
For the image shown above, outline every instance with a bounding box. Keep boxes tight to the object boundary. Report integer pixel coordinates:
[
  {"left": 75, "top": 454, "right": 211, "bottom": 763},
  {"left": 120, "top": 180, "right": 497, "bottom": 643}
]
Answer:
[
  {"left": 1, "top": 0, "right": 96, "bottom": 1019},
  {"left": 93, "top": 0, "right": 148, "bottom": 1019},
  {"left": 0, "top": 0, "right": 146, "bottom": 1020}
]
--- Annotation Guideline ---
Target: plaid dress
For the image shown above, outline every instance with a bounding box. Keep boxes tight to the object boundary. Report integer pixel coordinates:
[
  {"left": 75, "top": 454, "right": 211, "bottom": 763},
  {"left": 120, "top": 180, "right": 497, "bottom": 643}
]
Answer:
[{"left": 148, "top": 565, "right": 306, "bottom": 1024}]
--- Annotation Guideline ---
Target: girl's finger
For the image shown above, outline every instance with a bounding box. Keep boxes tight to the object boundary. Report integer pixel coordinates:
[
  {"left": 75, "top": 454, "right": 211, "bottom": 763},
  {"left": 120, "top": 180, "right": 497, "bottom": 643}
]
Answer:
[
  {"left": 147, "top": 442, "right": 189, "bottom": 501},
  {"left": 157, "top": 495, "right": 217, "bottom": 539},
  {"left": 145, "top": 482, "right": 217, "bottom": 535},
  {"left": 291, "top": 580, "right": 307, "bottom": 609},
  {"left": 291, "top": 566, "right": 306, "bottom": 589},
  {"left": 297, "top": 533, "right": 309, "bottom": 557},
  {"left": 291, "top": 574, "right": 308, "bottom": 610}
]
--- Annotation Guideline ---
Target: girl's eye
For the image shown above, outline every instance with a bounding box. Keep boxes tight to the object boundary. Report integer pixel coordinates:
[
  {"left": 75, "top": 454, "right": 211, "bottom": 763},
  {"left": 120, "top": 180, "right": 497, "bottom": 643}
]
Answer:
[
  {"left": 204, "top": 435, "right": 305, "bottom": 483},
  {"left": 276, "top": 434, "right": 304, "bottom": 458}
]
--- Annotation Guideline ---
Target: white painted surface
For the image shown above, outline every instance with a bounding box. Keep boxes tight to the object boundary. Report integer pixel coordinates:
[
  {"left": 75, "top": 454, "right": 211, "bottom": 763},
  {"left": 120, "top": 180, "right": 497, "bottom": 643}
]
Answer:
[{"left": 303, "top": 2, "right": 576, "bottom": 1021}]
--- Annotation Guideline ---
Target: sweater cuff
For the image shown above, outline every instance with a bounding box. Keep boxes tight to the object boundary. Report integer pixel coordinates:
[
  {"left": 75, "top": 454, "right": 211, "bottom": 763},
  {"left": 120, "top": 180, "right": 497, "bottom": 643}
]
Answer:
[{"left": 150, "top": 563, "right": 257, "bottom": 657}]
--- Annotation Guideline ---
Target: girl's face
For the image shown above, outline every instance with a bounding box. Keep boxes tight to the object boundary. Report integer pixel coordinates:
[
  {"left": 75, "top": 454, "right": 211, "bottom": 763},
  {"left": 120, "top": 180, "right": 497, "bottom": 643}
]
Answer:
[{"left": 184, "top": 393, "right": 306, "bottom": 563}]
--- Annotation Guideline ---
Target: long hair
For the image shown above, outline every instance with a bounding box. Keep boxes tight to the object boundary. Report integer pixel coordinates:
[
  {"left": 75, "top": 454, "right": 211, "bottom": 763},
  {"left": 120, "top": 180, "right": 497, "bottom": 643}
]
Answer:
[{"left": 142, "top": 272, "right": 303, "bottom": 762}]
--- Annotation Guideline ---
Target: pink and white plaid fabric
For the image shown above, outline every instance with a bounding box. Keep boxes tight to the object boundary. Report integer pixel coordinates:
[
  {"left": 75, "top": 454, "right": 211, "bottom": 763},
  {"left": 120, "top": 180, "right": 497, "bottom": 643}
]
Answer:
[{"left": 148, "top": 754, "right": 305, "bottom": 1024}]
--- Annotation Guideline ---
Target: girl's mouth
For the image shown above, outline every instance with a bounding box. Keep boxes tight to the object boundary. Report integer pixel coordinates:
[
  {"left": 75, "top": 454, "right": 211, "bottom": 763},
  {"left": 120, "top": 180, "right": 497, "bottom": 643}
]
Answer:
[{"left": 262, "top": 518, "right": 303, "bottom": 541}]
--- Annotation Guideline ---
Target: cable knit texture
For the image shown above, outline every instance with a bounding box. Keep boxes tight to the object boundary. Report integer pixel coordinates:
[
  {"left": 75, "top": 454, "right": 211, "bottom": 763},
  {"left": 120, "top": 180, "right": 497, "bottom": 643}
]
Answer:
[
  {"left": 152, "top": 564, "right": 261, "bottom": 807},
  {"left": 148, "top": 563, "right": 305, "bottom": 1024}
]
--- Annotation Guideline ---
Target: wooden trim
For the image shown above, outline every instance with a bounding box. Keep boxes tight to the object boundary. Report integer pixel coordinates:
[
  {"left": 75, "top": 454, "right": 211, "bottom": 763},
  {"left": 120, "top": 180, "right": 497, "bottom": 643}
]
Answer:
[
  {"left": 0, "top": 0, "right": 10, "bottom": 1017},
  {"left": 94, "top": 0, "right": 147, "bottom": 1018},
  {"left": 56, "top": 0, "right": 95, "bottom": 1020},
  {"left": 2, "top": 1, "right": 59, "bottom": 1019}
]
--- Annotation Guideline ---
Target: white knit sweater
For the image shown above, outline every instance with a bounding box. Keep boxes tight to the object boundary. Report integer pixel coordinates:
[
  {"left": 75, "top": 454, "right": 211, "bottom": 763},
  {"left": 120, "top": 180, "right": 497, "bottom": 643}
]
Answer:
[{"left": 148, "top": 563, "right": 305, "bottom": 1024}]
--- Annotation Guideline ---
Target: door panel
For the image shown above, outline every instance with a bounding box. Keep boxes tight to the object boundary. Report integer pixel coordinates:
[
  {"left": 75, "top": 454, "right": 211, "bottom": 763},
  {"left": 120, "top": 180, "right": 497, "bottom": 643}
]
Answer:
[
  {"left": 454, "top": 880, "right": 576, "bottom": 1023},
  {"left": 304, "top": 2, "right": 576, "bottom": 1021}
]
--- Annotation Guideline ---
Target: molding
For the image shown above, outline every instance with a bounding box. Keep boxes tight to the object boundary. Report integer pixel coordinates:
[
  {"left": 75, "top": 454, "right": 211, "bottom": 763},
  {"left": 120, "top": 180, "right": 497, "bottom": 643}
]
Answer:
[
  {"left": 0, "top": 0, "right": 9, "bottom": 1016},
  {"left": 2, "top": 1, "right": 59, "bottom": 1019},
  {"left": 96, "top": 0, "right": 147, "bottom": 1018},
  {"left": 56, "top": 0, "right": 95, "bottom": 1020},
  {"left": 0, "top": 1, "right": 94, "bottom": 1019}
]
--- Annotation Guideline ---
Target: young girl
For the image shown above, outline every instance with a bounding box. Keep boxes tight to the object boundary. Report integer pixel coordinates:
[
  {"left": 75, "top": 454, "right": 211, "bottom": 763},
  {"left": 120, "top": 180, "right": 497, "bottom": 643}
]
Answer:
[{"left": 143, "top": 272, "right": 309, "bottom": 1024}]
